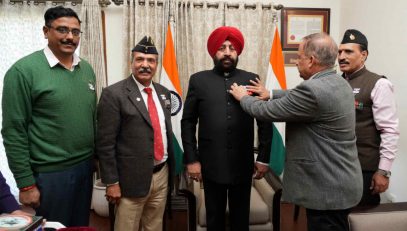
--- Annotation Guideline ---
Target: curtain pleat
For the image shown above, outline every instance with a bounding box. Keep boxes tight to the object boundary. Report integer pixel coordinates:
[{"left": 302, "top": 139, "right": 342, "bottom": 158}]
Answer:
[
  {"left": 80, "top": 0, "right": 107, "bottom": 100},
  {"left": 225, "top": 2, "right": 275, "bottom": 80},
  {"left": 123, "top": 0, "right": 169, "bottom": 82}
]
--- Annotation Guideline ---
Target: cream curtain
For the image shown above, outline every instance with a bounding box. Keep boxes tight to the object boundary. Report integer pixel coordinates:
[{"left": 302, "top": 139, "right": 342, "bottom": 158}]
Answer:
[
  {"left": 0, "top": 2, "right": 51, "bottom": 84},
  {"left": 80, "top": 0, "right": 107, "bottom": 99},
  {"left": 225, "top": 2, "right": 275, "bottom": 81},
  {"left": 122, "top": 0, "right": 170, "bottom": 81}
]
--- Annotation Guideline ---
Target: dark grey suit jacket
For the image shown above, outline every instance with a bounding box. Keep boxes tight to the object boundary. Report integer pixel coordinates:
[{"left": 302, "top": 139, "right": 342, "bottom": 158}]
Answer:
[
  {"left": 96, "top": 76, "right": 174, "bottom": 197},
  {"left": 240, "top": 69, "right": 363, "bottom": 210}
]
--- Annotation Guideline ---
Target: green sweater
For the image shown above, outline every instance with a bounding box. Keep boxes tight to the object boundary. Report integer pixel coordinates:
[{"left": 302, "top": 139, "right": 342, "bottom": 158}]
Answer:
[{"left": 2, "top": 50, "right": 96, "bottom": 188}]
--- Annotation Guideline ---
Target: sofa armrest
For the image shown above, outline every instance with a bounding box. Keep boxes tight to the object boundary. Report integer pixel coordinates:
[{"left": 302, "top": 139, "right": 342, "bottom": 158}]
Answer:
[
  {"left": 253, "top": 178, "right": 275, "bottom": 221},
  {"left": 263, "top": 170, "right": 282, "bottom": 231},
  {"left": 193, "top": 181, "right": 204, "bottom": 212},
  {"left": 349, "top": 202, "right": 407, "bottom": 231}
]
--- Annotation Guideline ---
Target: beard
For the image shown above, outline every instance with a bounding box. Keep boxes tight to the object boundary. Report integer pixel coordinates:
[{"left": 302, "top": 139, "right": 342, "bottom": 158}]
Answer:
[{"left": 213, "top": 56, "right": 238, "bottom": 73}]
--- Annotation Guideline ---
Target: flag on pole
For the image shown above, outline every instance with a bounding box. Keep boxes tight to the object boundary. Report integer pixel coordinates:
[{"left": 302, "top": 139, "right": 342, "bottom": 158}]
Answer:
[
  {"left": 265, "top": 27, "right": 287, "bottom": 176},
  {"left": 160, "top": 23, "right": 184, "bottom": 174}
]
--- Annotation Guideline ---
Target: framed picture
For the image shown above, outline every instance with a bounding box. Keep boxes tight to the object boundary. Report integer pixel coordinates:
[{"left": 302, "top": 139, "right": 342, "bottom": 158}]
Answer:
[
  {"left": 281, "top": 7, "right": 330, "bottom": 51},
  {"left": 283, "top": 51, "right": 299, "bottom": 66}
]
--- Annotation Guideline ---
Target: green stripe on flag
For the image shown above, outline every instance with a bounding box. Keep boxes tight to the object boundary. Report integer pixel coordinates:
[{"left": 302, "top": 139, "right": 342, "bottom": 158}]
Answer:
[
  {"left": 172, "top": 133, "right": 184, "bottom": 175},
  {"left": 269, "top": 123, "right": 285, "bottom": 176}
]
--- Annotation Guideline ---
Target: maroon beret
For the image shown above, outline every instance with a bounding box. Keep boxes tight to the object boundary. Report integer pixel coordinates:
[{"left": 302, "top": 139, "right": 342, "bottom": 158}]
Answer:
[{"left": 207, "top": 26, "right": 244, "bottom": 57}]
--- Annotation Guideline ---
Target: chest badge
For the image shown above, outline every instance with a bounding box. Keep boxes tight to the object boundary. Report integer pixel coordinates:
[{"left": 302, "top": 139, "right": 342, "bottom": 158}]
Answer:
[
  {"left": 355, "top": 100, "right": 363, "bottom": 110},
  {"left": 88, "top": 82, "right": 95, "bottom": 91},
  {"left": 353, "top": 88, "right": 360, "bottom": 94}
]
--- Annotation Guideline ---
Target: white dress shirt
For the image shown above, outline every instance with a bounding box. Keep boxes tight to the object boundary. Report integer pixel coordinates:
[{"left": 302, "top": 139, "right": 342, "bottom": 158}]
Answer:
[{"left": 132, "top": 76, "right": 168, "bottom": 165}]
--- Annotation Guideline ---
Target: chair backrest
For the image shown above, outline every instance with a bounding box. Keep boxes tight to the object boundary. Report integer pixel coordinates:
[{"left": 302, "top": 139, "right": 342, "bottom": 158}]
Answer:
[
  {"left": 348, "top": 202, "right": 407, "bottom": 231},
  {"left": 189, "top": 170, "right": 282, "bottom": 231}
]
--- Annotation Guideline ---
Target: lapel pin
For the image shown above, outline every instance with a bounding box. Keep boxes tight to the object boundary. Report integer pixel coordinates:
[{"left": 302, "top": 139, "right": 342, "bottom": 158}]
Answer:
[
  {"left": 88, "top": 82, "right": 95, "bottom": 91},
  {"left": 136, "top": 97, "right": 141, "bottom": 101},
  {"left": 165, "top": 99, "right": 171, "bottom": 109}
]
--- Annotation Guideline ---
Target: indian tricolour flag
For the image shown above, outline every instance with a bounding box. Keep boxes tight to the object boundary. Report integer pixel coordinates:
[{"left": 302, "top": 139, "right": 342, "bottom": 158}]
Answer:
[
  {"left": 265, "top": 27, "right": 287, "bottom": 176},
  {"left": 160, "top": 23, "right": 184, "bottom": 175}
]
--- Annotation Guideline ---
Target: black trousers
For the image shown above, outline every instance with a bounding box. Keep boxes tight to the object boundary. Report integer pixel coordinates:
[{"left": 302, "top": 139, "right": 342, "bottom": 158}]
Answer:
[
  {"left": 202, "top": 177, "right": 252, "bottom": 231},
  {"left": 358, "top": 171, "right": 380, "bottom": 206},
  {"left": 35, "top": 159, "right": 93, "bottom": 227},
  {"left": 306, "top": 208, "right": 351, "bottom": 231}
]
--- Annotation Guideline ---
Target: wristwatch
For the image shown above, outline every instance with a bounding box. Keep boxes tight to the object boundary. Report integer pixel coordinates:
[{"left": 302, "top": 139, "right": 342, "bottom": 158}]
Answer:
[{"left": 377, "top": 169, "right": 391, "bottom": 178}]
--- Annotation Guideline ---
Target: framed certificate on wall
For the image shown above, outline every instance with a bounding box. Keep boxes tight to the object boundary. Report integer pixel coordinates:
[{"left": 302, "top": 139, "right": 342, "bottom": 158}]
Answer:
[{"left": 281, "top": 7, "right": 330, "bottom": 51}]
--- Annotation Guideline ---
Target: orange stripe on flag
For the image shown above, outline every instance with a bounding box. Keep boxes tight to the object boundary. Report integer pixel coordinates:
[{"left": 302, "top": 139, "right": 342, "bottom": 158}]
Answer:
[
  {"left": 269, "top": 27, "right": 287, "bottom": 90},
  {"left": 163, "top": 24, "right": 182, "bottom": 96}
]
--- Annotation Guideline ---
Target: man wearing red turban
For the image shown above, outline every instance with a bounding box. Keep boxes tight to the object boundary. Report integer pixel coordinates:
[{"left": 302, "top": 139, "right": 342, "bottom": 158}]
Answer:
[
  {"left": 182, "top": 26, "right": 273, "bottom": 230},
  {"left": 207, "top": 26, "right": 245, "bottom": 58}
]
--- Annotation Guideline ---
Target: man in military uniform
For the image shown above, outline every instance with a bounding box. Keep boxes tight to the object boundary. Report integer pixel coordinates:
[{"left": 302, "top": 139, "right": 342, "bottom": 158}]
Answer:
[{"left": 338, "top": 29, "right": 399, "bottom": 206}]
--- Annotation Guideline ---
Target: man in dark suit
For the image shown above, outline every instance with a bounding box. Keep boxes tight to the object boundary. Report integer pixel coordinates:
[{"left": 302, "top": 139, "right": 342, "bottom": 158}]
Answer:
[
  {"left": 97, "top": 36, "right": 174, "bottom": 231},
  {"left": 181, "top": 26, "right": 272, "bottom": 231},
  {"left": 230, "top": 33, "right": 363, "bottom": 231}
]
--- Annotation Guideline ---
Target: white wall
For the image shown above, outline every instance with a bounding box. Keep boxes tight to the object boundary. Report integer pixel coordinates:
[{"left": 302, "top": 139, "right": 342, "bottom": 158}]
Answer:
[
  {"left": 340, "top": 0, "right": 407, "bottom": 202},
  {"left": 104, "top": 0, "right": 407, "bottom": 201}
]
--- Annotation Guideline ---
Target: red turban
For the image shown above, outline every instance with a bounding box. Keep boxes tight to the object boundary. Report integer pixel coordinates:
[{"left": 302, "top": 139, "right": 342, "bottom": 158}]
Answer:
[{"left": 207, "top": 26, "right": 245, "bottom": 57}]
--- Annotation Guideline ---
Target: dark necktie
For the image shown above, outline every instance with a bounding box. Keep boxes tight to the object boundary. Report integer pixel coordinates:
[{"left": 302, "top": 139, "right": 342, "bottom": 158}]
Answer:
[{"left": 144, "top": 87, "right": 164, "bottom": 161}]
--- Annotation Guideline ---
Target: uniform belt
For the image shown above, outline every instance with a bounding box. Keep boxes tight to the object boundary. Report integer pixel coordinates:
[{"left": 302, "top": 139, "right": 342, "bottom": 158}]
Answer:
[{"left": 153, "top": 161, "right": 166, "bottom": 173}]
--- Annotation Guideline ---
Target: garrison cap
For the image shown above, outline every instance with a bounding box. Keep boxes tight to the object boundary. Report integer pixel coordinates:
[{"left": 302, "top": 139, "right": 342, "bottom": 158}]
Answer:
[
  {"left": 341, "top": 29, "right": 368, "bottom": 50},
  {"left": 132, "top": 36, "right": 159, "bottom": 54}
]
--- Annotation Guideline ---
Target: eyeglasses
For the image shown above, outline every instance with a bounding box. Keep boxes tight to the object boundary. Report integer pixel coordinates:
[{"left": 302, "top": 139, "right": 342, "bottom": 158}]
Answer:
[{"left": 49, "top": 26, "right": 82, "bottom": 37}]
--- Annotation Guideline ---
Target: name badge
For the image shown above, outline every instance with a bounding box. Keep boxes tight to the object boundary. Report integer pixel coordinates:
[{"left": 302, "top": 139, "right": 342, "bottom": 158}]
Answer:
[{"left": 353, "top": 88, "right": 360, "bottom": 94}]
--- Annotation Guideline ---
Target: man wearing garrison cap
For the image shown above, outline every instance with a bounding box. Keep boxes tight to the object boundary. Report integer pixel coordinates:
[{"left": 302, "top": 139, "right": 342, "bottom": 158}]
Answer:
[
  {"left": 182, "top": 26, "right": 272, "bottom": 230},
  {"left": 97, "top": 36, "right": 175, "bottom": 231},
  {"left": 339, "top": 29, "right": 399, "bottom": 206}
]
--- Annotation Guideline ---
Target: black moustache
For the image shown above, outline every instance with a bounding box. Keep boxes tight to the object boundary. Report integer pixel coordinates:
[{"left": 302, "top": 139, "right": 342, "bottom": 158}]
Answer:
[
  {"left": 139, "top": 68, "right": 151, "bottom": 73},
  {"left": 221, "top": 57, "right": 233, "bottom": 63},
  {"left": 61, "top": 41, "right": 76, "bottom": 46},
  {"left": 339, "top": 60, "right": 349, "bottom": 65}
]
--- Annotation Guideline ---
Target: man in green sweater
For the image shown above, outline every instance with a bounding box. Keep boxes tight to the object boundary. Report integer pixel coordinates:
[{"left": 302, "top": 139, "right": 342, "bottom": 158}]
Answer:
[{"left": 1, "top": 6, "right": 96, "bottom": 226}]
